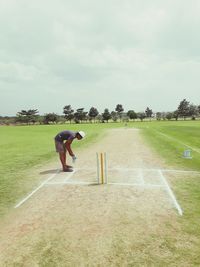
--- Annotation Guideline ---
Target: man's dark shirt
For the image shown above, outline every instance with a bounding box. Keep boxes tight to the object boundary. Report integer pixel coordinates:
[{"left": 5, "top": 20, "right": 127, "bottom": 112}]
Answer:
[{"left": 55, "top": 130, "right": 77, "bottom": 142}]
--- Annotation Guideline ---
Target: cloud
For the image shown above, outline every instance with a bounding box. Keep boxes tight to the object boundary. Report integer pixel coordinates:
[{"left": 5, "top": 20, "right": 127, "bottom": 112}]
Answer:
[
  {"left": 0, "top": 0, "right": 200, "bottom": 115},
  {"left": 0, "top": 62, "right": 42, "bottom": 82}
]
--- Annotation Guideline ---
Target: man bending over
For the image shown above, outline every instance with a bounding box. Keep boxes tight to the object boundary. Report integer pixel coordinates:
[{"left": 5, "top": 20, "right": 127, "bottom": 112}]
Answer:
[{"left": 54, "top": 130, "right": 85, "bottom": 172}]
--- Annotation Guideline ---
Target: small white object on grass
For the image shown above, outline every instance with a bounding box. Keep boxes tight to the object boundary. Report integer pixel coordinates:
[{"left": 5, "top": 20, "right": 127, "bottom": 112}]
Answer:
[
  {"left": 183, "top": 149, "right": 192, "bottom": 159},
  {"left": 72, "top": 155, "right": 77, "bottom": 163}
]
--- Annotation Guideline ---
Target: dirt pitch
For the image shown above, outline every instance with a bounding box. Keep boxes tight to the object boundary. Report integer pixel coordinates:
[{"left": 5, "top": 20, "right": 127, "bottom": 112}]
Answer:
[{"left": 0, "top": 128, "right": 193, "bottom": 266}]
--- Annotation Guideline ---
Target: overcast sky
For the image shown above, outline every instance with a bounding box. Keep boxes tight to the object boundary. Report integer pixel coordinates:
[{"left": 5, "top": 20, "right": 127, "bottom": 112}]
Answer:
[{"left": 0, "top": 0, "right": 200, "bottom": 116}]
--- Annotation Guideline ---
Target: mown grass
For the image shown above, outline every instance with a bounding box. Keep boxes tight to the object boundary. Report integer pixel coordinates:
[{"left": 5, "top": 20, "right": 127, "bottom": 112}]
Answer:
[{"left": 129, "top": 120, "right": 200, "bottom": 170}]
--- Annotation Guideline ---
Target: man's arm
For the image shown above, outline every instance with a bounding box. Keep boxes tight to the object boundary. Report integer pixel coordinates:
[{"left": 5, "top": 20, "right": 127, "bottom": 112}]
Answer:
[{"left": 65, "top": 139, "right": 75, "bottom": 157}]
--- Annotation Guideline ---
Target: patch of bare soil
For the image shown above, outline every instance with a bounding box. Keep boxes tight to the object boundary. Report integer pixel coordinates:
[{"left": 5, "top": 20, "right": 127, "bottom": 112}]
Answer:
[{"left": 0, "top": 129, "right": 191, "bottom": 266}]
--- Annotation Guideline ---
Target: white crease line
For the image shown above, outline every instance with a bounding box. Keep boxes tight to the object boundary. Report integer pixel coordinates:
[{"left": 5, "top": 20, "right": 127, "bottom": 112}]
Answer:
[
  {"left": 138, "top": 169, "right": 144, "bottom": 184},
  {"left": 161, "top": 169, "right": 200, "bottom": 174},
  {"left": 108, "top": 167, "right": 200, "bottom": 174},
  {"left": 155, "top": 130, "right": 200, "bottom": 154},
  {"left": 64, "top": 169, "right": 77, "bottom": 182},
  {"left": 46, "top": 180, "right": 163, "bottom": 187},
  {"left": 46, "top": 181, "right": 163, "bottom": 187},
  {"left": 72, "top": 167, "right": 94, "bottom": 171},
  {"left": 158, "top": 170, "right": 183, "bottom": 216},
  {"left": 109, "top": 167, "right": 137, "bottom": 171},
  {"left": 108, "top": 182, "right": 164, "bottom": 188},
  {"left": 46, "top": 181, "right": 98, "bottom": 185},
  {"left": 15, "top": 169, "right": 60, "bottom": 208},
  {"left": 76, "top": 167, "right": 200, "bottom": 174}
]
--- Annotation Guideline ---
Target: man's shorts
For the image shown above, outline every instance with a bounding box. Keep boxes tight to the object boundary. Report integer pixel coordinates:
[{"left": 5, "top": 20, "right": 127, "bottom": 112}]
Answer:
[{"left": 55, "top": 140, "right": 66, "bottom": 153}]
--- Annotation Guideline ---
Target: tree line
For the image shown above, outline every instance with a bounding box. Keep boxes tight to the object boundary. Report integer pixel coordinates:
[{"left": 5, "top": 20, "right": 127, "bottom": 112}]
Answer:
[{"left": 0, "top": 99, "right": 200, "bottom": 125}]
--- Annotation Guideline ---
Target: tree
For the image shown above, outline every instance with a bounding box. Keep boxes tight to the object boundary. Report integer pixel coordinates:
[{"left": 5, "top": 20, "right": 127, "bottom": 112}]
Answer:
[
  {"left": 156, "top": 112, "right": 162, "bottom": 121},
  {"left": 173, "top": 110, "right": 179, "bottom": 121},
  {"left": 156, "top": 112, "right": 168, "bottom": 120},
  {"left": 15, "top": 111, "right": 27, "bottom": 124},
  {"left": 166, "top": 112, "right": 173, "bottom": 121},
  {"left": 43, "top": 113, "right": 58, "bottom": 124},
  {"left": 188, "top": 104, "right": 198, "bottom": 119},
  {"left": 111, "top": 111, "right": 118, "bottom": 122},
  {"left": 16, "top": 109, "right": 39, "bottom": 124},
  {"left": 74, "top": 108, "right": 88, "bottom": 123},
  {"left": 137, "top": 112, "right": 146, "bottom": 122},
  {"left": 177, "top": 99, "right": 190, "bottom": 120},
  {"left": 102, "top": 108, "right": 111, "bottom": 122},
  {"left": 127, "top": 110, "right": 137, "bottom": 121},
  {"left": 0, "top": 116, "right": 15, "bottom": 125},
  {"left": 115, "top": 104, "right": 124, "bottom": 121},
  {"left": 26, "top": 109, "right": 39, "bottom": 123},
  {"left": 145, "top": 107, "right": 153, "bottom": 120},
  {"left": 63, "top": 105, "right": 74, "bottom": 123},
  {"left": 88, "top": 107, "right": 99, "bottom": 122},
  {"left": 198, "top": 105, "right": 200, "bottom": 115},
  {"left": 96, "top": 114, "right": 103, "bottom": 123}
]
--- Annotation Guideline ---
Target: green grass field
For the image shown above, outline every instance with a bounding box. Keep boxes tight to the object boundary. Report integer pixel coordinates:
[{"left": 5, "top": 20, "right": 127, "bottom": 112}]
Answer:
[
  {"left": 1, "top": 120, "right": 200, "bottom": 217},
  {"left": 1, "top": 121, "right": 200, "bottom": 265},
  {"left": 136, "top": 120, "right": 200, "bottom": 170}
]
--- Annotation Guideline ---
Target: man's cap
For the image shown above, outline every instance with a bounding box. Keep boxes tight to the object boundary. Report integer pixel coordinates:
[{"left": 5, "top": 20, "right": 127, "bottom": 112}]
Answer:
[{"left": 78, "top": 131, "right": 85, "bottom": 138}]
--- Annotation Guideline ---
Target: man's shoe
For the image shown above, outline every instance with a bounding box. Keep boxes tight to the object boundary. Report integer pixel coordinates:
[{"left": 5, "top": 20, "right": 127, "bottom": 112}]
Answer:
[
  {"left": 63, "top": 167, "right": 73, "bottom": 172},
  {"left": 66, "top": 165, "right": 73, "bottom": 168}
]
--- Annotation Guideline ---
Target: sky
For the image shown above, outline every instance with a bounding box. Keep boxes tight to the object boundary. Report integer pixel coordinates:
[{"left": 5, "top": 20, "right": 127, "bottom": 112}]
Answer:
[{"left": 0, "top": 0, "right": 200, "bottom": 116}]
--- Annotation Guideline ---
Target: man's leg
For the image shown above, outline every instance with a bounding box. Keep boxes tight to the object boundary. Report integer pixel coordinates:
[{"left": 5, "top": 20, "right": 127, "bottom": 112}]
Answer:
[
  {"left": 55, "top": 141, "right": 72, "bottom": 171},
  {"left": 59, "top": 152, "right": 67, "bottom": 170},
  {"left": 59, "top": 152, "right": 73, "bottom": 171}
]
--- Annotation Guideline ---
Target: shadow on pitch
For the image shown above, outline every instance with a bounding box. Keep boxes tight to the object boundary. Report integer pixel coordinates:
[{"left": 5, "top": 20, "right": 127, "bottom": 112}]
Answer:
[{"left": 40, "top": 169, "right": 59, "bottom": 175}]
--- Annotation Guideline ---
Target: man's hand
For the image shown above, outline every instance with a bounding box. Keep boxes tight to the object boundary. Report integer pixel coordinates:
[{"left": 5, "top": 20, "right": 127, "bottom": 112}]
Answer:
[
  {"left": 65, "top": 140, "right": 74, "bottom": 157},
  {"left": 72, "top": 155, "right": 77, "bottom": 163}
]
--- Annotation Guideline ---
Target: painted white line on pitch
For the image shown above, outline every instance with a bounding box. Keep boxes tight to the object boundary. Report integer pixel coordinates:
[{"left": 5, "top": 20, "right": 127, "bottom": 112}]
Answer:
[
  {"left": 161, "top": 169, "right": 200, "bottom": 174},
  {"left": 109, "top": 167, "right": 137, "bottom": 171},
  {"left": 73, "top": 167, "right": 95, "bottom": 171},
  {"left": 64, "top": 169, "right": 77, "bottom": 182},
  {"left": 155, "top": 130, "right": 200, "bottom": 154},
  {"left": 15, "top": 169, "right": 60, "bottom": 208},
  {"left": 46, "top": 181, "right": 98, "bottom": 185},
  {"left": 45, "top": 180, "right": 163, "bottom": 187},
  {"left": 108, "top": 182, "right": 164, "bottom": 188},
  {"left": 138, "top": 169, "right": 144, "bottom": 184},
  {"left": 108, "top": 167, "right": 200, "bottom": 174},
  {"left": 109, "top": 167, "right": 156, "bottom": 171},
  {"left": 158, "top": 170, "right": 183, "bottom": 216}
]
